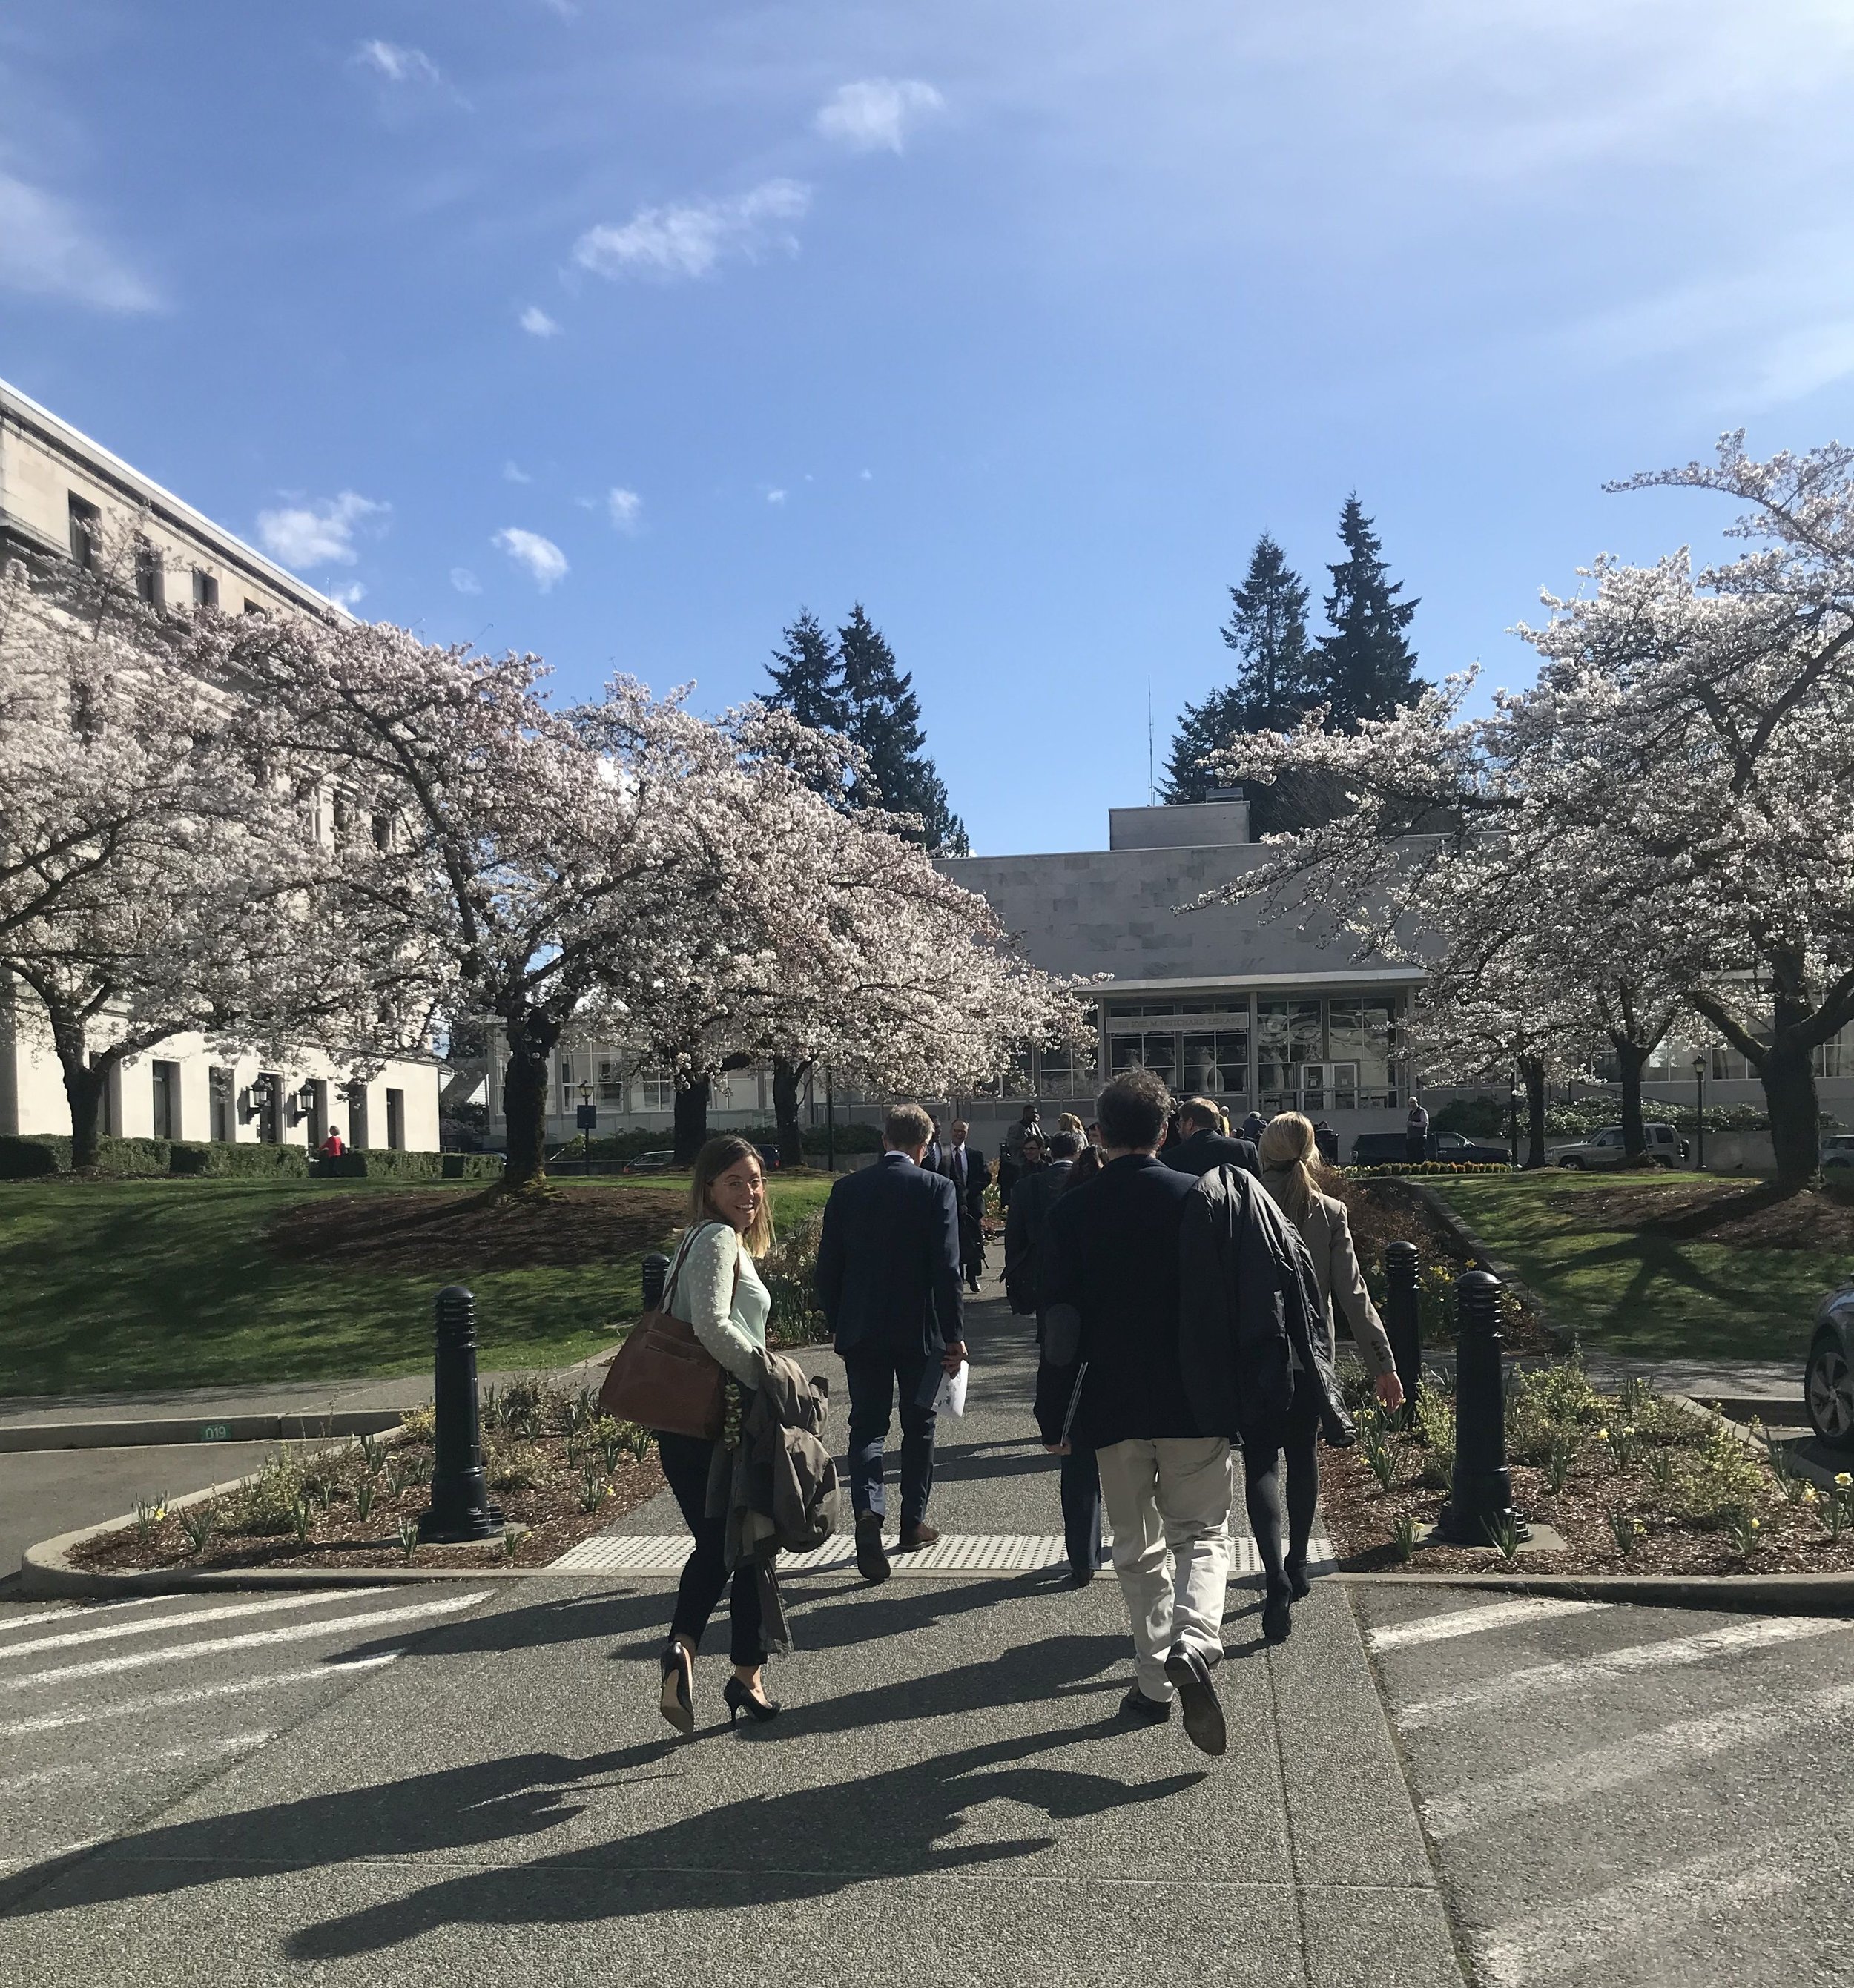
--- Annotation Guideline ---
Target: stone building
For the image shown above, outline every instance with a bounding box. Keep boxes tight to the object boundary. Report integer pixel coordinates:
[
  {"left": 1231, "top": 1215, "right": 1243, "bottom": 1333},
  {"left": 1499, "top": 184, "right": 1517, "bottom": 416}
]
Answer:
[{"left": 0, "top": 375, "right": 442, "bottom": 1155}]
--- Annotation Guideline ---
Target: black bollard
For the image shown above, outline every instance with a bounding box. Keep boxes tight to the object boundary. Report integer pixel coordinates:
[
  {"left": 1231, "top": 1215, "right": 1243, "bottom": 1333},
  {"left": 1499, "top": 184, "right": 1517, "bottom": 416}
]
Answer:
[
  {"left": 641, "top": 1252, "right": 670, "bottom": 1314},
  {"left": 1384, "top": 1240, "right": 1422, "bottom": 1417},
  {"left": 1437, "top": 1269, "right": 1528, "bottom": 1547},
  {"left": 418, "top": 1284, "right": 504, "bottom": 1542}
]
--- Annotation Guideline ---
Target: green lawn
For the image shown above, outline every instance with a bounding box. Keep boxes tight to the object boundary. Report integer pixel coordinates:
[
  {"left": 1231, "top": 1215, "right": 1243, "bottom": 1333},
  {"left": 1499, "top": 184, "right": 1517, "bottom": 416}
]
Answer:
[
  {"left": 1427, "top": 1172, "right": 1838, "bottom": 1364},
  {"left": 0, "top": 1172, "right": 834, "bottom": 1398}
]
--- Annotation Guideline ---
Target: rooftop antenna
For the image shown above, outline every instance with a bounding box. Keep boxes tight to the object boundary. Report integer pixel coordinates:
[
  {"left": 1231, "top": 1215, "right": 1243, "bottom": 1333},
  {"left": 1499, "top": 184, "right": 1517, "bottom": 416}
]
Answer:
[{"left": 1147, "top": 676, "right": 1155, "bottom": 804}]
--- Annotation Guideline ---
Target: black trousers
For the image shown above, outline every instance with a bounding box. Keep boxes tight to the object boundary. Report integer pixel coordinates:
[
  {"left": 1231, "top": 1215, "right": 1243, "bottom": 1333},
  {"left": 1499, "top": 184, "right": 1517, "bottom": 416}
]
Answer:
[
  {"left": 657, "top": 1430, "right": 763, "bottom": 1668},
  {"left": 1241, "top": 1382, "right": 1321, "bottom": 1596},
  {"left": 1059, "top": 1445, "right": 1104, "bottom": 1578}
]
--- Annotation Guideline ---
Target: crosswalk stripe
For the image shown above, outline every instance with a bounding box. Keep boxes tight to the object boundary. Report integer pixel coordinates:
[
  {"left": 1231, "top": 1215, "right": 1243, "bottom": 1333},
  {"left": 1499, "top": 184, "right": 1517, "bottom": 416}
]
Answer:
[
  {"left": 1367, "top": 1599, "right": 1607, "bottom": 1652},
  {"left": 0, "top": 1652, "right": 400, "bottom": 1737},
  {"left": 1397, "top": 1615, "right": 1849, "bottom": 1731},
  {"left": 1425, "top": 1679, "right": 1854, "bottom": 1839},
  {"left": 3, "top": 1591, "right": 488, "bottom": 1693},
  {"left": 0, "top": 1587, "right": 392, "bottom": 1662},
  {"left": 1471, "top": 1828, "right": 1808, "bottom": 1986},
  {"left": 547, "top": 1530, "right": 1336, "bottom": 1576},
  {"left": 0, "top": 1731, "right": 274, "bottom": 1797},
  {"left": 0, "top": 1599, "right": 164, "bottom": 1636}
]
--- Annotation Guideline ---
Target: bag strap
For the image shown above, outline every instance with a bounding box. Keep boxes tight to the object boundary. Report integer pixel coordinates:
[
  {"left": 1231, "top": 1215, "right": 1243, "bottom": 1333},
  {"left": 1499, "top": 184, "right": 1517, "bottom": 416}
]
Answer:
[{"left": 659, "top": 1220, "right": 742, "bottom": 1315}]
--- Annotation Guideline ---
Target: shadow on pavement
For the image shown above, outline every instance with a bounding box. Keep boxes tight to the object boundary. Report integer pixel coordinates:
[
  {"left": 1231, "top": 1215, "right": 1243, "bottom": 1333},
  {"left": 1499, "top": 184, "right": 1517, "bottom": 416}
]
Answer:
[{"left": 5, "top": 1632, "right": 1205, "bottom": 1958}]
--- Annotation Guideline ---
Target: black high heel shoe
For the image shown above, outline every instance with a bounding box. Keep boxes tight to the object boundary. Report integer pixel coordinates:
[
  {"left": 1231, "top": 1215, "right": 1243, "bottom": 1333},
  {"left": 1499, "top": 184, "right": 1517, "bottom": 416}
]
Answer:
[
  {"left": 723, "top": 1674, "right": 781, "bottom": 1726},
  {"left": 1261, "top": 1581, "right": 1293, "bottom": 1645},
  {"left": 659, "top": 1641, "right": 694, "bottom": 1735}
]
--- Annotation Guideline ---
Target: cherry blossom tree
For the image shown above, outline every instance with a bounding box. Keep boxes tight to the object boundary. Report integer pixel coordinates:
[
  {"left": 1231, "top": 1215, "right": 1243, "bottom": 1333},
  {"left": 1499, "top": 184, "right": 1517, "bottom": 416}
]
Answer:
[{"left": 0, "top": 549, "right": 375, "bottom": 1167}]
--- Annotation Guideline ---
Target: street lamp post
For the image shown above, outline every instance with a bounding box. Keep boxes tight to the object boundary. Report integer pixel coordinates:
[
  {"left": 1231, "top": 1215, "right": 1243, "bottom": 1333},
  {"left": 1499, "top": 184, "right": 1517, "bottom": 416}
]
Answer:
[
  {"left": 825, "top": 1066, "right": 837, "bottom": 1175},
  {"left": 579, "top": 1080, "right": 595, "bottom": 1176},
  {"left": 1692, "top": 1053, "right": 1706, "bottom": 1172},
  {"left": 1508, "top": 1081, "right": 1523, "bottom": 1171}
]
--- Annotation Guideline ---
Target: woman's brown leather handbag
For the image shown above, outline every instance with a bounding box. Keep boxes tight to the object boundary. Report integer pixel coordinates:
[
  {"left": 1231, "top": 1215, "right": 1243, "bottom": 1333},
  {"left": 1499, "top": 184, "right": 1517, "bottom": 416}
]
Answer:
[{"left": 597, "top": 1225, "right": 732, "bottom": 1442}]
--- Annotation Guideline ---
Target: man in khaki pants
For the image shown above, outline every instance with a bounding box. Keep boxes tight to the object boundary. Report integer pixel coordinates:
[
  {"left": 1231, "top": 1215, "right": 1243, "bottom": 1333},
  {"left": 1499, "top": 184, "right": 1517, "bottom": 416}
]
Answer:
[{"left": 1034, "top": 1069, "right": 1230, "bottom": 1756}]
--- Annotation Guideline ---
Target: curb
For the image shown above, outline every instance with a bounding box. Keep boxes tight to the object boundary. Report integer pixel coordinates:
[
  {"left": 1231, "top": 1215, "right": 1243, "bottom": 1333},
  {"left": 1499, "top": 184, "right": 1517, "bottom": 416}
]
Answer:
[
  {"left": 1333, "top": 1568, "right": 1854, "bottom": 1613},
  {"left": 0, "top": 1410, "right": 408, "bottom": 1454}
]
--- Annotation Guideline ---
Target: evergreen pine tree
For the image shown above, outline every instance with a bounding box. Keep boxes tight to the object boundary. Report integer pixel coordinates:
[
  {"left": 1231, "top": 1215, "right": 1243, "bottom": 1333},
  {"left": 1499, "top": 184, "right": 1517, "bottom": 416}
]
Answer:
[
  {"left": 1220, "top": 532, "right": 1313, "bottom": 731},
  {"left": 1312, "top": 496, "right": 1422, "bottom": 730},
  {"left": 765, "top": 609, "right": 849, "bottom": 735},
  {"left": 1159, "top": 685, "right": 1247, "bottom": 803},
  {"left": 837, "top": 603, "right": 967, "bottom": 853}
]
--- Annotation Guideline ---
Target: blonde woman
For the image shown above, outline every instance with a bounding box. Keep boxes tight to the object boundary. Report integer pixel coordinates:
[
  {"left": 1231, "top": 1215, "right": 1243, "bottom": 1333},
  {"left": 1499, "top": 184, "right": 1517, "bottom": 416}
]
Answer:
[
  {"left": 1247, "top": 1113, "right": 1405, "bottom": 1639},
  {"left": 656, "top": 1136, "right": 781, "bottom": 1734}
]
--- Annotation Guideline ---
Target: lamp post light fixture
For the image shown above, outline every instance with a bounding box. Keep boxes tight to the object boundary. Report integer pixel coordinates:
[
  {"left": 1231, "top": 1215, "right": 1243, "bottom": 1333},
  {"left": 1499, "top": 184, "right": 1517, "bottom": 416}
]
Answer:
[
  {"left": 1508, "top": 1081, "right": 1523, "bottom": 1171},
  {"left": 579, "top": 1080, "right": 596, "bottom": 1177},
  {"left": 1692, "top": 1052, "right": 1706, "bottom": 1172}
]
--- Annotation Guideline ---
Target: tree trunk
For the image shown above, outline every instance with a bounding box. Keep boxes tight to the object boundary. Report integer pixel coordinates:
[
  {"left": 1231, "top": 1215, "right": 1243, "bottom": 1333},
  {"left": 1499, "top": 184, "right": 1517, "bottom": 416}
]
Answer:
[
  {"left": 673, "top": 1074, "right": 711, "bottom": 1165},
  {"left": 61, "top": 1056, "right": 108, "bottom": 1171},
  {"left": 500, "top": 1009, "right": 560, "bottom": 1195},
  {"left": 1762, "top": 1037, "right": 1821, "bottom": 1192},
  {"left": 1615, "top": 1037, "right": 1650, "bottom": 1162},
  {"left": 772, "top": 1056, "right": 811, "bottom": 1169},
  {"left": 1522, "top": 1055, "right": 1548, "bottom": 1169}
]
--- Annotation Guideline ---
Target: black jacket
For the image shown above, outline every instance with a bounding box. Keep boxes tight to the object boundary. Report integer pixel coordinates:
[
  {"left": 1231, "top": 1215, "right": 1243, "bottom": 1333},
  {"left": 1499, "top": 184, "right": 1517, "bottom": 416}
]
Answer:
[
  {"left": 1163, "top": 1126, "right": 1261, "bottom": 1180},
  {"left": 817, "top": 1152, "right": 964, "bottom": 1358},
  {"left": 938, "top": 1143, "right": 990, "bottom": 1225},
  {"left": 1033, "top": 1153, "right": 1197, "bottom": 1449},
  {"left": 1178, "top": 1163, "right": 1353, "bottom": 1445},
  {"left": 1003, "top": 1157, "right": 1070, "bottom": 1315}
]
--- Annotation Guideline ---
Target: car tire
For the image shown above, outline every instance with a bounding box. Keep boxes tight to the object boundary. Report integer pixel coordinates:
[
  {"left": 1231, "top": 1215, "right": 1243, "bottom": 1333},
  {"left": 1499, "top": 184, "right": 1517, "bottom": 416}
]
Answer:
[
  {"left": 1560, "top": 1156, "right": 1583, "bottom": 1170},
  {"left": 1807, "top": 1335, "right": 1854, "bottom": 1447}
]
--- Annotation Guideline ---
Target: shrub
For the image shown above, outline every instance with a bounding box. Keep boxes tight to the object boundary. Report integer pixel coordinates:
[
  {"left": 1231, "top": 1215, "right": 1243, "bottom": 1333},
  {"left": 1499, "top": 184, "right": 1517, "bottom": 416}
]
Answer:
[
  {"left": 169, "top": 1141, "right": 310, "bottom": 1178},
  {"left": 801, "top": 1120, "right": 884, "bottom": 1155},
  {"left": 486, "top": 1442, "right": 544, "bottom": 1492},
  {"left": 1673, "top": 1424, "right": 1766, "bottom": 1525},
  {"left": 1434, "top": 1095, "right": 1508, "bottom": 1138},
  {"left": 0, "top": 1136, "right": 59, "bottom": 1178},
  {"left": 223, "top": 1453, "right": 306, "bottom": 1536},
  {"left": 760, "top": 1211, "right": 829, "bottom": 1347},
  {"left": 1412, "top": 1386, "right": 1457, "bottom": 1488},
  {"left": 0, "top": 1134, "right": 179, "bottom": 1178},
  {"left": 1345, "top": 1161, "right": 1511, "bottom": 1178}
]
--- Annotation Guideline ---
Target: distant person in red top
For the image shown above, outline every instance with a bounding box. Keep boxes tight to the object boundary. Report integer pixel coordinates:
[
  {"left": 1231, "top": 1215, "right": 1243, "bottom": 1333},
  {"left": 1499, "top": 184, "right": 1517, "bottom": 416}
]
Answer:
[{"left": 318, "top": 1127, "right": 346, "bottom": 1158}]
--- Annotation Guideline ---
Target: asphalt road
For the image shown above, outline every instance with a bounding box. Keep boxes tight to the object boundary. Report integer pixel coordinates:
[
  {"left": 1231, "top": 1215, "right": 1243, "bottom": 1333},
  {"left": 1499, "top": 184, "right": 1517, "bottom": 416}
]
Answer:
[{"left": 1353, "top": 1586, "right": 1854, "bottom": 1987}]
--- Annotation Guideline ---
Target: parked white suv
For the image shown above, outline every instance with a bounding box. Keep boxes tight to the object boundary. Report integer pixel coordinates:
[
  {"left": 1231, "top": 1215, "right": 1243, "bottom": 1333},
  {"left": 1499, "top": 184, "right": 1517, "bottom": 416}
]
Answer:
[
  {"left": 1822, "top": 1134, "right": 1854, "bottom": 1172},
  {"left": 1551, "top": 1121, "right": 1689, "bottom": 1169}
]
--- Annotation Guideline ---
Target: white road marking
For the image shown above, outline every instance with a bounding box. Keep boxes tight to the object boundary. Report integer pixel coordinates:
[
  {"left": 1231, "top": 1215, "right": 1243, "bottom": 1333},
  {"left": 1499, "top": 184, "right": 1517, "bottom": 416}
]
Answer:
[
  {"left": 1471, "top": 1830, "right": 1807, "bottom": 1986},
  {"left": 0, "top": 1599, "right": 165, "bottom": 1635},
  {"left": 0, "top": 1588, "right": 391, "bottom": 1661},
  {"left": 1425, "top": 1679, "right": 1854, "bottom": 1839},
  {"left": 1367, "top": 1598, "right": 1606, "bottom": 1652},
  {"left": 3, "top": 1592, "right": 488, "bottom": 1693},
  {"left": 0, "top": 1652, "right": 400, "bottom": 1738},
  {"left": 0, "top": 1731, "right": 274, "bottom": 1797},
  {"left": 1396, "top": 1615, "right": 1848, "bottom": 1731}
]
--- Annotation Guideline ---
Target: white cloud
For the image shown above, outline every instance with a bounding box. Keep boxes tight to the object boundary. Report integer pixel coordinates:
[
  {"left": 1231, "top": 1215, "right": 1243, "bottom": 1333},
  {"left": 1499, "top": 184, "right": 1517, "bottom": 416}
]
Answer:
[
  {"left": 450, "top": 567, "right": 482, "bottom": 594},
  {"left": 255, "top": 491, "right": 388, "bottom": 569},
  {"left": 503, "top": 460, "right": 532, "bottom": 484},
  {"left": 326, "top": 581, "right": 367, "bottom": 609},
  {"left": 356, "top": 40, "right": 441, "bottom": 85},
  {"left": 0, "top": 173, "right": 159, "bottom": 313},
  {"left": 765, "top": 489, "right": 788, "bottom": 506},
  {"left": 518, "top": 303, "right": 561, "bottom": 337},
  {"left": 860, "top": 468, "right": 873, "bottom": 481},
  {"left": 606, "top": 487, "right": 642, "bottom": 532},
  {"left": 814, "top": 79, "right": 945, "bottom": 153},
  {"left": 573, "top": 179, "right": 811, "bottom": 282},
  {"left": 493, "top": 527, "right": 568, "bottom": 590}
]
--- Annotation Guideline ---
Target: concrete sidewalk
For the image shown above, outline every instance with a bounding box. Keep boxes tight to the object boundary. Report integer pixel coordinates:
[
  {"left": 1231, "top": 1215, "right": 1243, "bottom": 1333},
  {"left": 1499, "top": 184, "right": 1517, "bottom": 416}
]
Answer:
[{"left": 2, "top": 1281, "right": 1465, "bottom": 1985}]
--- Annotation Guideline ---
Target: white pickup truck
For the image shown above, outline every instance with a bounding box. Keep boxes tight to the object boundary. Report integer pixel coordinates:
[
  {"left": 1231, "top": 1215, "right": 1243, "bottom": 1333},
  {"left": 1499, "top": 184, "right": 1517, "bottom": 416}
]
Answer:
[{"left": 1550, "top": 1121, "right": 1689, "bottom": 1169}]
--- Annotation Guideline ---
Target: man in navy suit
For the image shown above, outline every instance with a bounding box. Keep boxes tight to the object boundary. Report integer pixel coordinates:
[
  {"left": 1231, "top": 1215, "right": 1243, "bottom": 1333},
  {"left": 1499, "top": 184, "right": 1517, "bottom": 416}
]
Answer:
[
  {"left": 1161, "top": 1095, "right": 1260, "bottom": 1180},
  {"left": 938, "top": 1117, "right": 991, "bottom": 1292},
  {"left": 817, "top": 1100, "right": 966, "bottom": 1584}
]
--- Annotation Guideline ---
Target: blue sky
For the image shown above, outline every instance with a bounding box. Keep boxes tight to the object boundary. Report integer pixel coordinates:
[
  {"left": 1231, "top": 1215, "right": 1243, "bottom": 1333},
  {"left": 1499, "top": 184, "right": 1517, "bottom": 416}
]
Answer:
[{"left": 6, "top": 2, "right": 1854, "bottom": 853}]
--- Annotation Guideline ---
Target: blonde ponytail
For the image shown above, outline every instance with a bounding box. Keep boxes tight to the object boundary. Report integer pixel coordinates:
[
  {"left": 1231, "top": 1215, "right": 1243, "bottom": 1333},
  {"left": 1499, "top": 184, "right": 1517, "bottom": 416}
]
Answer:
[{"left": 1256, "top": 1111, "right": 1322, "bottom": 1232}]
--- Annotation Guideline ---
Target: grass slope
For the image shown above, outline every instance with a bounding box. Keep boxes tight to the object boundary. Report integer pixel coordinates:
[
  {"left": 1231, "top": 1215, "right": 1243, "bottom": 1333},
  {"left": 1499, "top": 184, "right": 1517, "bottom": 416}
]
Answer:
[
  {"left": 0, "top": 1172, "right": 834, "bottom": 1398},
  {"left": 1428, "top": 1173, "right": 1842, "bottom": 1364}
]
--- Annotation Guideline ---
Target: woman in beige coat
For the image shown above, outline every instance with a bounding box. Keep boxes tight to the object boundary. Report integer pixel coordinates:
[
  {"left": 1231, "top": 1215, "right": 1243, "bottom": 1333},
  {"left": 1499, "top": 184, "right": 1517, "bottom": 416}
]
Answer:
[{"left": 1248, "top": 1113, "right": 1405, "bottom": 1638}]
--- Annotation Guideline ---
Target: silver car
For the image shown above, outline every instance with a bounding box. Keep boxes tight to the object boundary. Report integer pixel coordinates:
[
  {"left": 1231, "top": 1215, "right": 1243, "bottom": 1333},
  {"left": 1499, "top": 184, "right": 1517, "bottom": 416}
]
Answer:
[{"left": 1806, "top": 1279, "right": 1854, "bottom": 1446}]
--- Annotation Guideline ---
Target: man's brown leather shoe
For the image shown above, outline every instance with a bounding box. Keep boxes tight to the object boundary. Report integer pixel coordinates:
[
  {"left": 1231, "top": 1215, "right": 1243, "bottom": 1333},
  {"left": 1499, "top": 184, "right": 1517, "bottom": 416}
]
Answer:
[{"left": 896, "top": 1521, "right": 940, "bottom": 1552}]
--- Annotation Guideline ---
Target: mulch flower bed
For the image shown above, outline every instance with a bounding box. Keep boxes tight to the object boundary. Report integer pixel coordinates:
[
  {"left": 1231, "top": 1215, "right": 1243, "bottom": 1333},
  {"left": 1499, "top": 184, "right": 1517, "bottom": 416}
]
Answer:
[
  {"left": 73, "top": 1379, "right": 667, "bottom": 1573},
  {"left": 1322, "top": 1364, "right": 1854, "bottom": 1576}
]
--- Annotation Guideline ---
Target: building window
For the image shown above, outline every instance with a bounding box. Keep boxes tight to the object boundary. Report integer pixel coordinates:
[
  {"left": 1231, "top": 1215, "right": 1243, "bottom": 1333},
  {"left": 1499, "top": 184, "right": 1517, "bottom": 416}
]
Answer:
[
  {"left": 1111, "top": 1031, "right": 1179, "bottom": 1091},
  {"left": 192, "top": 569, "right": 220, "bottom": 610},
  {"left": 348, "top": 1081, "right": 371, "bottom": 1148},
  {"left": 597, "top": 1055, "right": 627, "bottom": 1103},
  {"left": 68, "top": 494, "right": 101, "bottom": 569},
  {"left": 1256, "top": 1000, "right": 1323, "bottom": 1112},
  {"left": 134, "top": 540, "right": 163, "bottom": 608},
  {"left": 209, "top": 1066, "right": 234, "bottom": 1143},
  {"left": 256, "top": 1071, "right": 283, "bottom": 1144},
  {"left": 1326, "top": 996, "right": 1399, "bottom": 1108},
  {"left": 1035, "top": 1043, "right": 1083, "bottom": 1098},
  {"left": 151, "top": 1060, "right": 181, "bottom": 1141},
  {"left": 372, "top": 810, "right": 394, "bottom": 851},
  {"left": 633, "top": 1065, "right": 674, "bottom": 1112},
  {"left": 1181, "top": 1029, "right": 1248, "bottom": 1098},
  {"left": 386, "top": 1089, "right": 406, "bottom": 1150},
  {"left": 331, "top": 791, "right": 354, "bottom": 842}
]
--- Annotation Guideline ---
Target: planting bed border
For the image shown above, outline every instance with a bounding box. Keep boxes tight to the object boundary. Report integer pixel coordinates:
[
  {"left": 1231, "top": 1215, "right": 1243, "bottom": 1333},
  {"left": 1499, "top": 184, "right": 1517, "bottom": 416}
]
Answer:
[{"left": 1402, "top": 1179, "right": 1577, "bottom": 1356}]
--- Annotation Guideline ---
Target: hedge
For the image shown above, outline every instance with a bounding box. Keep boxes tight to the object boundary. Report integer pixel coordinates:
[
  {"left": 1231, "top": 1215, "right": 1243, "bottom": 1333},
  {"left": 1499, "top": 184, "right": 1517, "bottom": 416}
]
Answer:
[
  {"left": 0, "top": 1135, "right": 176, "bottom": 1179},
  {"left": 312, "top": 1150, "right": 504, "bottom": 1181},
  {"left": 169, "top": 1143, "right": 310, "bottom": 1178},
  {"left": 1345, "top": 1161, "right": 1514, "bottom": 1178}
]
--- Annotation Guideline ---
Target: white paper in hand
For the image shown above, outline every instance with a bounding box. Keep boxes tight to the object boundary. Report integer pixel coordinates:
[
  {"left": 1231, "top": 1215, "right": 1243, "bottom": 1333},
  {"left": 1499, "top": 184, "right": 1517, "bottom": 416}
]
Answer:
[{"left": 932, "top": 1361, "right": 969, "bottom": 1417}]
